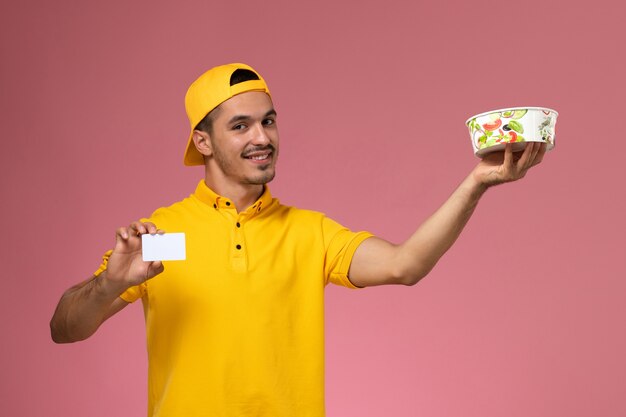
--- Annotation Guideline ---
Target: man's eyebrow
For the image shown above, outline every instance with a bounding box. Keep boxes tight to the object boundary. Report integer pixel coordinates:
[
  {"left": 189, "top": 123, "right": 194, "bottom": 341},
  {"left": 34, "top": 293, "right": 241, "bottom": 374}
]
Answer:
[{"left": 227, "top": 109, "right": 277, "bottom": 125}]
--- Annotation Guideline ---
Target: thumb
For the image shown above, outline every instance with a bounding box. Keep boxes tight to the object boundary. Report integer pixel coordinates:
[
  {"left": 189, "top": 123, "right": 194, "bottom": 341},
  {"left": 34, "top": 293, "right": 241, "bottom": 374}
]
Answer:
[{"left": 146, "top": 261, "right": 165, "bottom": 279}]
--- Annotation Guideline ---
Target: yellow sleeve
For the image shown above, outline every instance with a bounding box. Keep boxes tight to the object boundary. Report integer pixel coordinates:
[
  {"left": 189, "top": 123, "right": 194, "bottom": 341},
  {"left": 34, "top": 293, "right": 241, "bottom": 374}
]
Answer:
[{"left": 322, "top": 217, "right": 373, "bottom": 288}]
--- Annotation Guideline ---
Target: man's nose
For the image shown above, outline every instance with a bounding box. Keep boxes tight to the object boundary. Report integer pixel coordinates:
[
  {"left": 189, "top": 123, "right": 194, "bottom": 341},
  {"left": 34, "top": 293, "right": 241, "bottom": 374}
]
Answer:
[{"left": 251, "top": 123, "right": 270, "bottom": 145}]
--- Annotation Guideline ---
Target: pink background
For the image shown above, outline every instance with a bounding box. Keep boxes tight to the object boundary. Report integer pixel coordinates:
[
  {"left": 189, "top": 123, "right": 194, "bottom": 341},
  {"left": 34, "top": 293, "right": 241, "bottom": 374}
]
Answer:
[{"left": 2, "top": 0, "right": 625, "bottom": 416}]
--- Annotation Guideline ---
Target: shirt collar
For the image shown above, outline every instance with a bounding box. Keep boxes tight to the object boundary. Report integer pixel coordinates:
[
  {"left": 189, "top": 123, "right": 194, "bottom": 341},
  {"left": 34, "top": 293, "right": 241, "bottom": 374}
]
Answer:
[{"left": 193, "top": 180, "right": 273, "bottom": 216}]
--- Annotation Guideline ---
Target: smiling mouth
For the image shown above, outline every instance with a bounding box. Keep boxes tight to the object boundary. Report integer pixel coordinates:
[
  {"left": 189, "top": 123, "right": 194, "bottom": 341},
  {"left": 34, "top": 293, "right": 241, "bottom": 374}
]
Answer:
[
  {"left": 246, "top": 153, "right": 271, "bottom": 161},
  {"left": 242, "top": 146, "right": 274, "bottom": 162}
]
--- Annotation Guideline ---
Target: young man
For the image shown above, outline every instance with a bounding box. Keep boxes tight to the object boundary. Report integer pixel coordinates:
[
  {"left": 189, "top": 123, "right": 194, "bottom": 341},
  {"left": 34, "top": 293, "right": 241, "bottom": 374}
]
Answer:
[{"left": 50, "top": 63, "right": 546, "bottom": 417}]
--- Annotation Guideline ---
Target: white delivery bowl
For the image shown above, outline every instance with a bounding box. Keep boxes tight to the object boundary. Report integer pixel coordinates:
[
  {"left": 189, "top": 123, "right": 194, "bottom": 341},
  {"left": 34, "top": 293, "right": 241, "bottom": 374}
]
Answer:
[{"left": 466, "top": 107, "right": 558, "bottom": 157}]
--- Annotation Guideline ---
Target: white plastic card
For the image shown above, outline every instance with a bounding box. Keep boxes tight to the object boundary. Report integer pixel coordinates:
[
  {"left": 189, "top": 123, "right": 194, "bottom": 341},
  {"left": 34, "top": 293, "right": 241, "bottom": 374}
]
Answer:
[{"left": 141, "top": 233, "right": 186, "bottom": 261}]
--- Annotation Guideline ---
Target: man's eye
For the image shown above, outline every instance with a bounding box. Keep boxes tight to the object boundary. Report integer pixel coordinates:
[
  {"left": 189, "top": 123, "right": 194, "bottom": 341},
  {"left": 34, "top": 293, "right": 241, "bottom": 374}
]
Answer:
[
  {"left": 263, "top": 119, "right": 275, "bottom": 126},
  {"left": 233, "top": 124, "right": 246, "bottom": 130}
]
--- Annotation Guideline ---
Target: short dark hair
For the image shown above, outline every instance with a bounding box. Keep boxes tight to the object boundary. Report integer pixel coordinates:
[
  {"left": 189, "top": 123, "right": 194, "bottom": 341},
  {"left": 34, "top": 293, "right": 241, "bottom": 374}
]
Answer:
[{"left": 194, "top": 69, "right": 261, "bottom": 134}]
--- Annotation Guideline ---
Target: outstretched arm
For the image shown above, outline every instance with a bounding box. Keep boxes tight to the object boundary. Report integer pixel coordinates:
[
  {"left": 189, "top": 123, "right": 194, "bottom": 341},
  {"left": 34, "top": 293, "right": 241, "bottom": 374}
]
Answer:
[
  {"left": 348, "top": 143, "right": 546, "bottom": 287},
  {"left": 50, "top": 222, "right": 165, "bottom": 343}
]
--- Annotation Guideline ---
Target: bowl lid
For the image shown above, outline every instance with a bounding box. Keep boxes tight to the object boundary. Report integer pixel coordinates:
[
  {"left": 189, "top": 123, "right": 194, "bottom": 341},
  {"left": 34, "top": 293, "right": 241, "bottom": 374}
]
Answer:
[{"left": 465, "top": 107, "right": 559, "bottom": 125}]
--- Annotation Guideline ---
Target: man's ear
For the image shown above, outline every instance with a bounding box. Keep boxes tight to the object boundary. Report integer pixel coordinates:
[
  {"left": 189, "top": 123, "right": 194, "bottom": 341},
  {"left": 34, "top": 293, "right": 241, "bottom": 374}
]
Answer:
[{"left": 192, "top": 130, "right": 212, "bottom": 157}]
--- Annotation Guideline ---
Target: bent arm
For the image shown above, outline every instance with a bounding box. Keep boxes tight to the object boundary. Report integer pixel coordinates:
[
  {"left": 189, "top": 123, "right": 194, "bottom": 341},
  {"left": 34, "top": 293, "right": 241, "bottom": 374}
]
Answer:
[
  {"left": 50, "top": 273, "right": 130, "bottom": 343},
  {"left": 348, "top": 143, "right": 546, "bottom": 287},
  {"left": 50, "top": 221, "right": 165, "bottom": 343}
]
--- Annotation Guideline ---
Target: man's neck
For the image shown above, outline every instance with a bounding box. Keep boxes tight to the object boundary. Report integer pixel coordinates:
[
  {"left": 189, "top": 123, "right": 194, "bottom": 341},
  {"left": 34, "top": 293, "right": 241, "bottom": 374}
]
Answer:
[{"left": 203, "top": 176, "right": 264, "bottom": 213}]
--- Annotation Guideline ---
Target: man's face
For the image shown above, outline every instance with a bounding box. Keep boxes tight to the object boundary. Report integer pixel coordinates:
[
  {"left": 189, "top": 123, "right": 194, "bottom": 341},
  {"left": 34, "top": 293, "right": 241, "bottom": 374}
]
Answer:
[{"left": 206, "top": 91, "right": 279, "bottom": 186}]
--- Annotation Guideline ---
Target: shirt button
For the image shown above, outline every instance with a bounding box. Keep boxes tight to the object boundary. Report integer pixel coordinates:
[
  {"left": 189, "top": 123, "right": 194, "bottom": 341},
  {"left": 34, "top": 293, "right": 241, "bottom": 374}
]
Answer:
[
  {"left": 213, "top": 203, "right": 217, "bottom": 209},
  {"left": 236, "top": 244, "right": 242, "bottom": 250},
  {"left": 226, "top": 202, "right": 231, "bottom": 206},
  {"left": 236, "top": 222, "right": 241, "bottom": 228}
]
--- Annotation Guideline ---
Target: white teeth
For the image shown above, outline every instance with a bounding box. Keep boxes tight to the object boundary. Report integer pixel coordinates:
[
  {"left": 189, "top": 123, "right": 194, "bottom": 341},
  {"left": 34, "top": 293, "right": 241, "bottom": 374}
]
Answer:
[{"left": 248, "top": 154, "right": 269, "bottom": 160}]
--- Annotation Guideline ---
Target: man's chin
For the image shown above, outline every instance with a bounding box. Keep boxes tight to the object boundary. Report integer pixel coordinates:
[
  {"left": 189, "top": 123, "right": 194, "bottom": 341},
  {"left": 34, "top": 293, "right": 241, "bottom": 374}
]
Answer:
[{"left": 246, "top": 170, "right": 276, "bottom": 185}]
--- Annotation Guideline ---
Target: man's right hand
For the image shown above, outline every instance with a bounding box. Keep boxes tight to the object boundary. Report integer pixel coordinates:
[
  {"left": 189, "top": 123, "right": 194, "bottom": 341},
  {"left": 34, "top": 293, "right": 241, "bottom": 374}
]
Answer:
[
  {"left": 50, "top": 221, "right": 166, "bottom": 343},
  {"left": 100, "top": 221, "right": 166, "bottom": 295}
]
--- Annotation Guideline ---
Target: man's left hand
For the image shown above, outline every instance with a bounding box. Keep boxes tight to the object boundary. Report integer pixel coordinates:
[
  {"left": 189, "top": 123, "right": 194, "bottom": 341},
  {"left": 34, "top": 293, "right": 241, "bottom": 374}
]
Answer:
[{"left": 472, "top": 142, "right": 547, "bottom": 189}]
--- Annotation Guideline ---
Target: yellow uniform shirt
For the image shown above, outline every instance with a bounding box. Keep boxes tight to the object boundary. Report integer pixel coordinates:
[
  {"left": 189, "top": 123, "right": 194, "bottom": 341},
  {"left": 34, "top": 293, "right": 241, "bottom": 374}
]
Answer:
[{"left": 95, "top": 181, "right": 372, "bottom": 417}]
